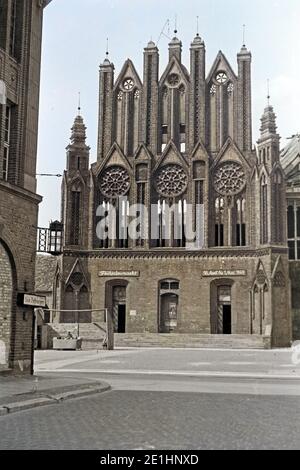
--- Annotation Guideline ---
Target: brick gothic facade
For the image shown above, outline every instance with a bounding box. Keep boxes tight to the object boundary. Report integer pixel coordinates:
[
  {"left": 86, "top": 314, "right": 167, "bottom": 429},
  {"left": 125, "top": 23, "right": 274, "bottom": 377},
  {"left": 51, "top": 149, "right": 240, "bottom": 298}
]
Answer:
[
  {"left": 56, "top": 35, "right": 292, "bottom": 347},
  {"left": 0, "top": 0, "right": 50, "bottom": 373}
]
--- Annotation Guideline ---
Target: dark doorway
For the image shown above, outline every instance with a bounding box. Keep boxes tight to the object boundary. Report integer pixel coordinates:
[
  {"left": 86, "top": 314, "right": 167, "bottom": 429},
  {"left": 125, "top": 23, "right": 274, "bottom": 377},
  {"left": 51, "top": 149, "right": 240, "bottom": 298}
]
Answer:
[
  {"left": 160, "top": 293, "right": 178, "bottom": 333},
  {"left": 213, "top": 285, "right": 233, "bottom": 335},
  {"left": 118, "top": 305, "right": 126, "bottom": 333},
  {"left": 223, "top": 305, "right": 232, "bottom": 335}
]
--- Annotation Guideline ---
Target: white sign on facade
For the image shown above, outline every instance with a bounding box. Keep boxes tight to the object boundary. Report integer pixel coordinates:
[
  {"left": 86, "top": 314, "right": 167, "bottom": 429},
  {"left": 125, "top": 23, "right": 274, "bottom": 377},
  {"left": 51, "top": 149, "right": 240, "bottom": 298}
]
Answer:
[
  {"left": 98, "top": 271, "right": 140, "bottom": 278},
  {"left": 130, "top": 310, "right": 137, "bottom": 317},
  {"left": 202, "top": 270, "right": 247, "bottom": 277}
]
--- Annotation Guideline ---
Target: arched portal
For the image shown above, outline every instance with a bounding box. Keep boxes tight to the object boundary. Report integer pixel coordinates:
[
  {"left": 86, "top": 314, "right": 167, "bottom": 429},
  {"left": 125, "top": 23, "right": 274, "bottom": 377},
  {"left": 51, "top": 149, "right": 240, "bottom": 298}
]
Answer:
[
  {"left": 0, "top": 240, "right": 14, "bottom": 368},
  {"left": 159, "top": 279, "right": 180, "bottom": 333},
  {"left": 210, "top": 279, "right": 234, "bottom": 334},
  {"left": 105, "top": 280, "right": 128, "bottom": 333}
]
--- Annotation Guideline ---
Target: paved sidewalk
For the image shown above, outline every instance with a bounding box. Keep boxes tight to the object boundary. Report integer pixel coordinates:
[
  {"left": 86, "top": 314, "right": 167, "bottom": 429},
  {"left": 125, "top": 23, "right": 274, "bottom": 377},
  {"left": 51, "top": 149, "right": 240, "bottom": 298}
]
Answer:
[{"left": 0, "top": 374, "right": 110, "bottom": 416}]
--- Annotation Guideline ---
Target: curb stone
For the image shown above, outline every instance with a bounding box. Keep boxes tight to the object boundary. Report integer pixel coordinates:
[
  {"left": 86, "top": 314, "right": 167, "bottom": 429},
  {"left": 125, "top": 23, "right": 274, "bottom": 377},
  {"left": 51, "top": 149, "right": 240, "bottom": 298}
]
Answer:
[
  {"left": 50, "top": 384, "right": 111, "bottom": 402},
  {"left": 0, "top": 407, "right": 8, "bottom": 416},
  {"left": 0, "top": 383, "right": 111, "bottom": 416}
]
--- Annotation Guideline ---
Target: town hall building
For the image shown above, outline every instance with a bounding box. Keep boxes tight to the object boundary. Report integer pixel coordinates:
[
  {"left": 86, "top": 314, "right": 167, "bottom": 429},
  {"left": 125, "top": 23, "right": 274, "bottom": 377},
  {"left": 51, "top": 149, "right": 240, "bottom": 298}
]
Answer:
[{"left": 47, "top": 32, "right": 292, "bottom": 348}]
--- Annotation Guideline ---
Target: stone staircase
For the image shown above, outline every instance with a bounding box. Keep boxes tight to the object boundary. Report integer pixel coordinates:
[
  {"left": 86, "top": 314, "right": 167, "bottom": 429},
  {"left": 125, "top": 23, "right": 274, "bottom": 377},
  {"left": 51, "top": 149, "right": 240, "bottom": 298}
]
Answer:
[
  {"left": 115, "top": 333, "right": 266, "bottom": 350},
  {"left": 78, "top": 323, "right": 106, "bottom": 350},
  {"left": 46, "top": 322, "right": 106, "bottom": 350},
  {"left": 46, "top": 323, "right": 266, "bottom": 350}
]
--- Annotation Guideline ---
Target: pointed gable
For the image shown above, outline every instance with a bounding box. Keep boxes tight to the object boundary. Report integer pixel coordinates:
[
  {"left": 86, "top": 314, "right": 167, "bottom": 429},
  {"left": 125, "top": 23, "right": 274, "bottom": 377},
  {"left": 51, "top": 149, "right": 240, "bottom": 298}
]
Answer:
[
  {"left": 191, "top": 140, "right": 210, "bottom": 163},
  {"left": 95, "top": 142, "right": 132, "bottom": 177},
  {"left": 253, "top": 259, "right": 269, "bottom": 287},
  {"left": 207, "top": 51, "right": 237, "bottom": 84},
  {"left": 159, "top": 55, "right": 190, "bottom": 88},
  {"left": 134, "top": 144, "right": 152, "bottom": 162},
  {"left": 153, "top": 141, "right": 188, "bottom": 173},
  {"left": 65, "top": 259, "right": 90, "bottom": 288},
  {"left": 114, "top": 59, "right": 143, "bottom": 92},
  {"left": 212, "top": 138, "right": 251, "bottom": 170},
  {"left": 271, "top": 256, "right": 287, "bottom": 288}
]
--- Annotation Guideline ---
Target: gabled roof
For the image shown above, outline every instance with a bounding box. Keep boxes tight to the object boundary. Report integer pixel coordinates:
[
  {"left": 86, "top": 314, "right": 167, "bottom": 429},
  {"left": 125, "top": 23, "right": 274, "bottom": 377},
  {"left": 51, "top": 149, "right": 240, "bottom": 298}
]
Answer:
[
  {"left": 281, "top": 134, "right": 300, "bottom": 185},
  {"left": 206, "top": 51, "right": 237, "bottom": 84},
  {"left": 114, "top": 59, "right": 143, "bottom": 91},
  {"left": 159, "top": 55, "right": 190, "bottom": 87}
]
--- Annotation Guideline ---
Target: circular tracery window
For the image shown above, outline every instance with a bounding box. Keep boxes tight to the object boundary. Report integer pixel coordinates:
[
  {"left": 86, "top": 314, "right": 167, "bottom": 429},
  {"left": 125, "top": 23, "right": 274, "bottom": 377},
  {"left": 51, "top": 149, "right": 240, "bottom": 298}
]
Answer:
[
  {"left": 155, "top": 164, "right": 188, "bottom": 198},
  {"left": 214, "top": 162, "right": 246, "bottom": 196},
  {"left": 168, "top": 73, "right": 180, "bottom": 87},
  {"left": 100, "top": 166, "right": 131, "bottom": 198},
  {"left": 123, "top": 77, "right": 135, "bottom": 91},
  {"left": 216, "top": 72, "right": 228, "bottom": 84}
]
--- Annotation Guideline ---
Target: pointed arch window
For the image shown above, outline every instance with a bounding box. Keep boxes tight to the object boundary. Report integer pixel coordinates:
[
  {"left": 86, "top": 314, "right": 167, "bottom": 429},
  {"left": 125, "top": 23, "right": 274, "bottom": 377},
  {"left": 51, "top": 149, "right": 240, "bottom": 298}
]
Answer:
[
  {"left": 70, "top": 184, "right": 82, "bottom": 246},
  {"left": 215, "top": 197, "right": 224, "bottom": 247},
  {"left": 274, "top": 171, "right": 283, "bottom": 243},
  {"left": 287, "top": 200, "right": 300, "bottom": 260},
  {"left": 236, "top": 197, "right": 246, "bottom": 246},
  {"left": 261, "top": 175, "right": 268, "bottom": 244}
]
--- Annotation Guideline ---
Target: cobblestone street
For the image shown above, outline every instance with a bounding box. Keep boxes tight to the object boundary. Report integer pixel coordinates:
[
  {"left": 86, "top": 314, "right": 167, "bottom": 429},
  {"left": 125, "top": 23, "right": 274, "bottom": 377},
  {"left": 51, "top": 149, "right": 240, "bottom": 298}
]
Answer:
[{"left": 0, "top": 389, "right": 300, "bottom": 450}]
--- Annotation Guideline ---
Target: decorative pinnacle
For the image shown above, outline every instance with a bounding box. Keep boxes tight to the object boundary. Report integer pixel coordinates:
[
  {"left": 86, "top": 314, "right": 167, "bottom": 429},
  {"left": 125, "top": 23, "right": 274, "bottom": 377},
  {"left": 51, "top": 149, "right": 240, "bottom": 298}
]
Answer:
[
  {"left": 78, "top": 92, "right": 81, "bottom": 115},
  {"left": 106, "top": 37, "right": 109, "bottom": 58},
  {"left": 243, "top": 24, "right": 246, "bottom": 47},
  {"left": 267, "top": 79, "right": 270, "bottom": 106},
  {"left": 174, "top": 14, "right": 178, "bottom": 35},
  {"left": 196, "top": 16, "right": 199, "bottom": 36}
]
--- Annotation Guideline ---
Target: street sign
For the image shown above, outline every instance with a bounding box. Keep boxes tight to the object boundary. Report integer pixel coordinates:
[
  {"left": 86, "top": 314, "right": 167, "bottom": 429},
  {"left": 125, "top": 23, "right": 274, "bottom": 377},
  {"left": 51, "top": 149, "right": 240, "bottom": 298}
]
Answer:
[{"left": 17, "top": 293, "right": 46, "bottom": 308}]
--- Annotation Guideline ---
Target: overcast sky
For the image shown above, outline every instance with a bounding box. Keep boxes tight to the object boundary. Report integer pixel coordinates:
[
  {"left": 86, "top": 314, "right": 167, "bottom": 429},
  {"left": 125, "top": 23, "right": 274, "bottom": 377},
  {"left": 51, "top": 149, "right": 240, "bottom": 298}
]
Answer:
[{"left": 37, "top": 0, "right": 300, "bottom": 227}]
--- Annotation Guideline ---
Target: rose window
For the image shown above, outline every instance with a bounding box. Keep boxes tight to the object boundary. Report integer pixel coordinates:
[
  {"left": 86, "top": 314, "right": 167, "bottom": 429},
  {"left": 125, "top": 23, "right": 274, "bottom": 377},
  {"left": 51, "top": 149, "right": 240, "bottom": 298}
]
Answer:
[
  {"left": 216, "top": 72, "right": 228, "bottom": 84},
  {"left": 168, "top": 73, "right": 180, "bottom": 87},
  {"left": 123, "top": 78, "right": 135, "bottom": 91},
  {"left": 155, "top": 165, "right": 187, "bottom": 198},
  {"left": 214, "top": 162, "right": 246, "bottom": 196},
  {"left": 100, "top": 166, "right": 130, "bottom": 198}
]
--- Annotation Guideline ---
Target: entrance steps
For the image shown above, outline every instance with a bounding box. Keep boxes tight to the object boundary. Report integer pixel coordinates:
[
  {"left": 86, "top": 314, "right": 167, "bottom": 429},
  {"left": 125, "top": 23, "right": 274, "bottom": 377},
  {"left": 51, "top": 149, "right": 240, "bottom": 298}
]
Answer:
[
  {"left": 115, "top": 333, "right": 266, "bottom": 350},
  {"left": 46, "top": 322, "right": 106, "bottom": 350},
  {"left": 46, "top": 324, "right": 266, "bottom": 350},
  {"left": 78, "top": 323, "right": 106, "bottom": 350}
]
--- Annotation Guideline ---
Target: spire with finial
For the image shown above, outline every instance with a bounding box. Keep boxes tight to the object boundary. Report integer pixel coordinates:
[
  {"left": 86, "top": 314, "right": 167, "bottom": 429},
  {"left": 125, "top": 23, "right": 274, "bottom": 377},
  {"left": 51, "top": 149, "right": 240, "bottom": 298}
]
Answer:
[
  {"left": 77, "top": 92, "right": 81, "bottom": 116},
  {"left": 70, "top": 109, "right": 87, "bottom": 146},
  {"left": 267, "top": 78, "right": 270, "bottom": 106},
  {"left": 106, "top": 37, "right": 109, "bottom": 58},
  {"left": 191, "top": 15, "right": 205, "bottom": 47},
  {"left": 101, "top": 37, "right": 112, "bottom": 66},
  {"left": 259, "top": 81, "right": 278, "bottom": 139},
  {"left": 168, "top": 14, "right": 182, "bottom": 61},
  {"left": 174, "top": 13, "right": 178, "bottom": 35},
  {"left": 239, "top": 23, "right": 250, "bottom": 55}
]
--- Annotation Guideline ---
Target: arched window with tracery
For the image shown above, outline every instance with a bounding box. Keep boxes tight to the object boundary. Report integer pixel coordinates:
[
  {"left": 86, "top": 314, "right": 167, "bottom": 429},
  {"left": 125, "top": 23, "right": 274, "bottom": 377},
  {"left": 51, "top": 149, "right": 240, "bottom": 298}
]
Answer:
[
  {"left": 274, "top": 171, "right": 283, "bottom": 243},
  {"left": 213, "top": 161, "right": 246, "bottom": 247},
  {"left": 235, "top": 197, "right": 246, "bottom": 246},
  {"left": 215, "top": 197, "right": 224, "bottom": 247},
  {"left": 96, "top": 165, "right": 131, "bottom": 249},
  {"left": 261, "top": 175, "right": 268, "bottom": 244},
  {"left": 153, "top": 164, "right": 188, "bottom": 248},
  {"left": 70, "top": 182, "right": 82, "bottom": 246}
]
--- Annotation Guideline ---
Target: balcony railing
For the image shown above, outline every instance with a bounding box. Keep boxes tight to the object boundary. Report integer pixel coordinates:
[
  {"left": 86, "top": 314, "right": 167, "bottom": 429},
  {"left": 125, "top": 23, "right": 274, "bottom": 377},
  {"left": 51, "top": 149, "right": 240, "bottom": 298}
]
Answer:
[{"left": 37, "top": 221, "right": 63, "bottom": 255}]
